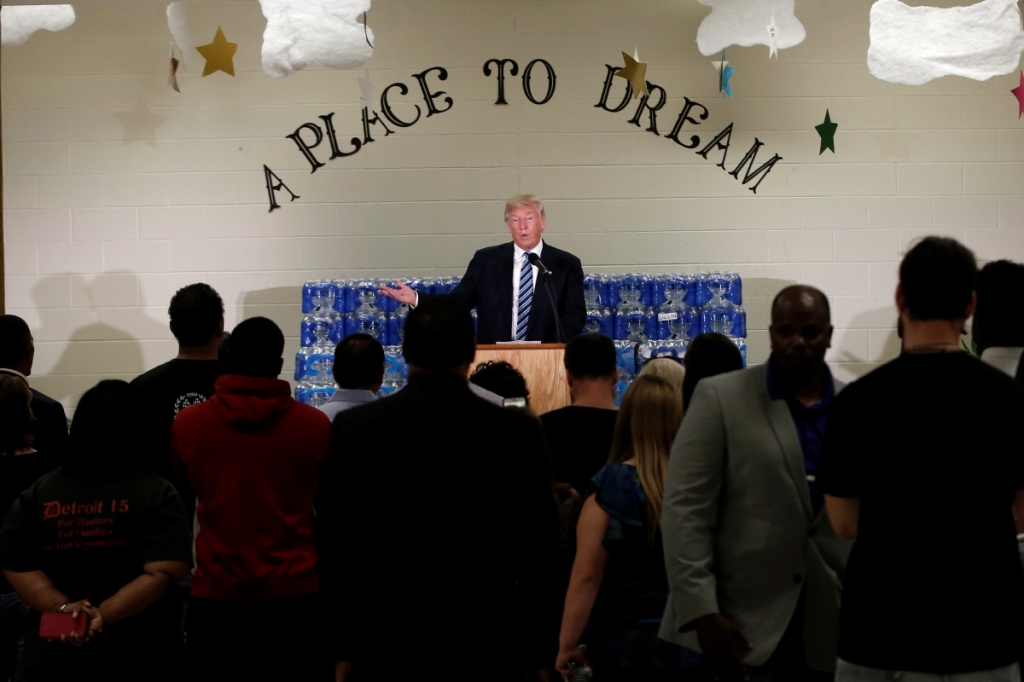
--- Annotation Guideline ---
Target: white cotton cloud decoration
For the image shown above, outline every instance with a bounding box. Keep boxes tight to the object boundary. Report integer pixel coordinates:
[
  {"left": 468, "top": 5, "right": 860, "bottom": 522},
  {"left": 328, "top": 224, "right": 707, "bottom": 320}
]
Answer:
[
  {"left": 258, "top": 0, "right": 373, "bottom": 78},
  {"left": 695, "top": 0, "right": 805, "bottom": 56},
  {"left": 0, "top": 5, "right": 75, "bottom": 47},
  {"left": 868, "top": 0, "right": 1024, "bottom": 86}
]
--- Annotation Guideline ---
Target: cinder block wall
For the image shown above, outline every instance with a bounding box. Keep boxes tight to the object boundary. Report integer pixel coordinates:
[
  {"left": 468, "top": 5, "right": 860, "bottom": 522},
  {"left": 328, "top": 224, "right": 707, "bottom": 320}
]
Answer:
[{"left": 4, "top": 0, "right": 1023, "bottom": 410}]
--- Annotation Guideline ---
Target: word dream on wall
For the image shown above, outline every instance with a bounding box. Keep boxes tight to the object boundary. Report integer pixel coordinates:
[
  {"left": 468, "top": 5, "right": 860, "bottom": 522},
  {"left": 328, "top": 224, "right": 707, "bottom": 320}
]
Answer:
[{"left": 263, "top": 59, "right": 783, "bottom": 211}]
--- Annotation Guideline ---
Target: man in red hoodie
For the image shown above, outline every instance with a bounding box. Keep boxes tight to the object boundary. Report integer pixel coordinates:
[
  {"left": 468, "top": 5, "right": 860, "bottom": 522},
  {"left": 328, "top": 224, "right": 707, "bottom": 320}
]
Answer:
[{"left": 171, "top": 316, "right": 331, "bottom": 682}]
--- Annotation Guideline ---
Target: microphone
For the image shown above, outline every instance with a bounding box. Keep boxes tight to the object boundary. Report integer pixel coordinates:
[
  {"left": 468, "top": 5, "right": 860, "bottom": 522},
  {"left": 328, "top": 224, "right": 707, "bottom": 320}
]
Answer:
[
  {"left": 526, "top": 252, "right": 551, "bottom": 275},
  {"left": 525, "top": 252, "right": 566, "bottom": 343}
]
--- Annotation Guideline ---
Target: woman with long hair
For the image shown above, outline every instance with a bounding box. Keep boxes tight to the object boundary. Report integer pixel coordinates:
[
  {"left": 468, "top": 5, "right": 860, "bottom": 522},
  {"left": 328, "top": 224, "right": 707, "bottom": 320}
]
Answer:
[
  {"left": 555, "top": 374, "right": 692, "bottom": 681},
  {"left": 0, "top": 380, "right": 192, "bottom": 682}
]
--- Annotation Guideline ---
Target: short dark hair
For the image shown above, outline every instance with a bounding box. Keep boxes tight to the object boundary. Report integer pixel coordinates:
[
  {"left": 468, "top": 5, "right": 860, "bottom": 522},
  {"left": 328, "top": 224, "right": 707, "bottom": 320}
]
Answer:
[
  {"left": 0, "top": 375, "right": 33, "bottom": 455},
  {"left": 771, "top": 285, "right": 831, "bottom": 325},
  {"left": 975, "top": 260, "right": 1024, "bottom": 348},
  {"left": 470, "top": 361, "right": 530, "bottom": 402},
  {"left": 334, "top": 334, "right": 385, "bottom": 389},
  {"left": 0, "top": 315, "right": 32, "bottom": 369},
  {"left": 225, "top": 317, "right": 285, "bottom": 378},
  {"left": 564, "top": 333, "right": 617, "bottom": 379},
  {"left": 683, "top": 333, "right": 744, "bottom": 411},
  {"left": 899, "top": 236, "right": 977, "bottom": 321},
  {"left": 68, "top": 380, "right": 138, "bottom": 476},
  {"left": 402, "top": 297, "right": 476, "bottom": 370},
  {"left": 169, "top": 283, "right": 224, "bottom": 347}
]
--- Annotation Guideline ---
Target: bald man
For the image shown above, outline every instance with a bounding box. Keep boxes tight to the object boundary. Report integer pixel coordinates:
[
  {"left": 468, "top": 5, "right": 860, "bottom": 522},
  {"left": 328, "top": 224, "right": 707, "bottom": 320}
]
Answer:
[{"left": 660, "top": 286, "right": 852, "bottom": 682}]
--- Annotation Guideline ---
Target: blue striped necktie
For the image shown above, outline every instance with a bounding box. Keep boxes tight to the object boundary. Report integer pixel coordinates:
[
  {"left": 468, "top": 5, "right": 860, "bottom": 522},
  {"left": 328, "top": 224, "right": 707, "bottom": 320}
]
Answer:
[{"left": 516, "top": 254, "right": 533, "bottom": 341}]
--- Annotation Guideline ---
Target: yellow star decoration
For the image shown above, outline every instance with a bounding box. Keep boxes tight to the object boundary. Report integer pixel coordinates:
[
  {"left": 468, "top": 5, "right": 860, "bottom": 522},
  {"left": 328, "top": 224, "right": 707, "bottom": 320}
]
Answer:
[
  {"left": 196, "top": 26, "right": 237, "bottom": 77},
  {"left": 614, "top": 50, "right": 649, "bottom": 99}
]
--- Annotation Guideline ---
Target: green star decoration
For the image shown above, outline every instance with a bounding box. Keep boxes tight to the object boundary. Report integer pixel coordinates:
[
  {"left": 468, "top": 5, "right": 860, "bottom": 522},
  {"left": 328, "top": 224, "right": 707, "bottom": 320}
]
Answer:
[{"left": 815, "top": 109, "right": 838, "bottom": 155}]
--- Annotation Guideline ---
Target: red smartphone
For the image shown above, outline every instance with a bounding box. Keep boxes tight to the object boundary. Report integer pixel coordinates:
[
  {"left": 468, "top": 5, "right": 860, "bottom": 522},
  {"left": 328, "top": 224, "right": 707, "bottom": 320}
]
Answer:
[{"left": 39, "top": 612, "right": 87, "bottom": 641}]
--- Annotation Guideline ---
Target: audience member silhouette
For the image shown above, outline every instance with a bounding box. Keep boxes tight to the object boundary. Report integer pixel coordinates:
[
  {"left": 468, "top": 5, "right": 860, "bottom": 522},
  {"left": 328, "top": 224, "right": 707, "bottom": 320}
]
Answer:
[
  {"left": 0, "top": 380, "right": 192, "bottom": 682},
  {"left": 819, "top": 237, "right": 1024, "bottom": 682},
  {"left": 131, "top": 283, "right": 225, "bottom": 481},
  {"left": 319, "top": 333, "right": 384, "bottom": 423},
  {"left": 556, "top": 375, "right": 696, "bottom": 682},
  {"left": 681, "top": 333, "right": 744, "bottom": 411},
  {"left": 171, "top": 317, "right": 331, "bottom": 682},
  {"left": 0, "top": 376, "right": 59, "bottom": 682},
  {"left": 974, "top": 260, "right": 1024, "bottom": 378},
  {"left": 318, "top": 297, "right": 560, "bottom": 682},
  {"left": 542, "top": 333, "right": 619, "bottom": 500},
  {"left": 469, "top": 360, "right": 531, "bottom": 405},
  {"left": 661, "top": 285, "right": 850, "bottom": 682},
  {"left": 638, "top": 358, "right": 686, "bottom": 396},
  {"left": 0, "top": 316, "right": 68, "bottom": 464}
]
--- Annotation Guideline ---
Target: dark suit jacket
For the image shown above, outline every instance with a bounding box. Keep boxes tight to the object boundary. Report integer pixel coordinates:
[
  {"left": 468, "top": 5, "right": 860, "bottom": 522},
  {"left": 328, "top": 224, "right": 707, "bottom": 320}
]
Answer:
[
  {"left": 425, "top": 241, "right": 586, "bottom": 343},
  {"left": 0, "top": 369, "right": 68, "bottom": 462},
  {"left": 317, "top": 374, "right": 561, "bottom": 679}
]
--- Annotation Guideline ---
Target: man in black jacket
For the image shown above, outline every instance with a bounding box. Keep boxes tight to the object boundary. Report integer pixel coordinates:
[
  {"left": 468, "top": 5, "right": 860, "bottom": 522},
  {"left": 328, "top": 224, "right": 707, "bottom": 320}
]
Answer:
[
  {"left": 318, "top": 297, "right": 561, "bottom": 681},
  {"left": 378, "top": 194, "right": 586, "bottom": 343},
  {"left": 0, "top": 316, "right": 68, "bottom": 462}
]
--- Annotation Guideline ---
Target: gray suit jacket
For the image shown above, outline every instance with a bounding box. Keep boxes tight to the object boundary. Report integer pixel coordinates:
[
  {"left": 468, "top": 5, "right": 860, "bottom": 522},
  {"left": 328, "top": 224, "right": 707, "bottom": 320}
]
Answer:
[{"left": 659, "top": 363, "right": 852, "bottom": 671}]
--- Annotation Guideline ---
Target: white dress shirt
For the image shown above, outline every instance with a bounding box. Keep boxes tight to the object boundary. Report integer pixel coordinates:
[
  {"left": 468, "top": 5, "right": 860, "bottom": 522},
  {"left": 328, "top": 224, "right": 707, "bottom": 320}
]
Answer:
[
  {"left": 980, "top": 346, "right": 1024, "bottom": 377},
  {"left": 511, "top": 241, "right": 543, "bottom": 340}
]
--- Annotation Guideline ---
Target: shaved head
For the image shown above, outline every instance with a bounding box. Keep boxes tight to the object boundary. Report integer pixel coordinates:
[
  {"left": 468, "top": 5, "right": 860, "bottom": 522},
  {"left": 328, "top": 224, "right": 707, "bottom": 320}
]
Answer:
[{"left": 771, "top": 285, "right": 831, "bottom": 327}]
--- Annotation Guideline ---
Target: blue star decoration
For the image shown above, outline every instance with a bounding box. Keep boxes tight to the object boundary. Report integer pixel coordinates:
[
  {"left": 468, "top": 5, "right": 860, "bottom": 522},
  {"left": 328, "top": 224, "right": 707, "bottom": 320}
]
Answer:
[
  {"left": 711, "top": 50, "right": 735, "bottom": 98},
  {"left": 815, "top": 109, "right": 838, "bottom": 155}
]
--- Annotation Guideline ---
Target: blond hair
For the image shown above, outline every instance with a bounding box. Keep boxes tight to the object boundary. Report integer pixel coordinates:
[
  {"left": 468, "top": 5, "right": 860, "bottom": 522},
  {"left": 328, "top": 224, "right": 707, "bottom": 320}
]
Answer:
[
  {"left": 639, "top": 358, "right": 686, "bottom": 396},
  {"left": 504, "top": 194, "right": 545, "bottom": 221},
  {"left": 608, "top": 374, "right": 683, "bottom": 540}
]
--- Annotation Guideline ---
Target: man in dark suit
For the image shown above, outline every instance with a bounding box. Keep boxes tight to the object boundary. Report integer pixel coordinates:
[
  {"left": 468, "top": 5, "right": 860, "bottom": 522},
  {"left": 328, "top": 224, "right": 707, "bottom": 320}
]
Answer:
[
  {"left": 378, "top": 194, "right": 586, "bottom": 343},
  {"left": 318, "top": 297, "right": 561, "bottom": 682},
  {"left": 0, "top": 315, "right": 68, "bottom": 462}
]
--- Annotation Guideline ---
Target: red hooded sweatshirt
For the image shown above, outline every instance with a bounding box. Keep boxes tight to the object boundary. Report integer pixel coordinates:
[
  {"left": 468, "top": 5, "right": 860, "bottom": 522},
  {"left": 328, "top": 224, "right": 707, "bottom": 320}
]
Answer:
[{"left": 171, "top": 375, "right": 330, "bottom": 601}]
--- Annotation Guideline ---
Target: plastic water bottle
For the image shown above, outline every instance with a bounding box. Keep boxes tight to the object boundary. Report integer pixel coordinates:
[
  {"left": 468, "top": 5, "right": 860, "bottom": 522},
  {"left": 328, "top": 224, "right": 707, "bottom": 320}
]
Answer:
[
  {"left": 700, "top": 273, "right": 738, "bottom": 337},
  {"left": 567, "top": 645, "right": 593, "bottom": 682},
  {"left": 725, "top": 271, "right": 743, "bottom": 306},
  {"left": 583, "top": 276, "right": 614, "bottom": 337},
  {"left": 379, "top": 346, "right": 407, "bottom": 396},
  {"left": 351, "top": 280, "right": 386, "bottom": 343}
]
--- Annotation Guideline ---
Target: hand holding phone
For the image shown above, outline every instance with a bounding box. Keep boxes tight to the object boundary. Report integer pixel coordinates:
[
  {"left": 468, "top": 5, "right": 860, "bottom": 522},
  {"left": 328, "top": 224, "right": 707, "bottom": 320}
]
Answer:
[{"left": 39, "top": 611, "right": 88, "bottom": 641}]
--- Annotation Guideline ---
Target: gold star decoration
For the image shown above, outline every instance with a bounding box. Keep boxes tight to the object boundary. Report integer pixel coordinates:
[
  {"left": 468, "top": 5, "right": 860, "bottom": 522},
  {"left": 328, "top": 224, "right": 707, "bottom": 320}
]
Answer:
[
  {"left": 196, "top": 26, "right": 237, "bottom": 77},
  {"left": 614, "top": 49, "right": 649, "bottom": 99}
]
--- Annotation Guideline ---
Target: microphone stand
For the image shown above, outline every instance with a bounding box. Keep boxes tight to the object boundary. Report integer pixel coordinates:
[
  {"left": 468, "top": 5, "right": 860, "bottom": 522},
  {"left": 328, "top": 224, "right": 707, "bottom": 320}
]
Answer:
[{"left": 529, "top": 253, "right": 566, "bottom": 344}]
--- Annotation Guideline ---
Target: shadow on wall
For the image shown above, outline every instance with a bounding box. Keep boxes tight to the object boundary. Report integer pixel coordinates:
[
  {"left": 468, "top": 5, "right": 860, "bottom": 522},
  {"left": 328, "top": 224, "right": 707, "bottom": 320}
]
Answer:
[
  {"left": 241, "top": 287, "right": 305, "bottom": 381},
  {"left": 832, "top": 305, "right": 899, "bottom": 384},
  {"left": 29, "top": 273, "right": 170, "bottom": 410}
]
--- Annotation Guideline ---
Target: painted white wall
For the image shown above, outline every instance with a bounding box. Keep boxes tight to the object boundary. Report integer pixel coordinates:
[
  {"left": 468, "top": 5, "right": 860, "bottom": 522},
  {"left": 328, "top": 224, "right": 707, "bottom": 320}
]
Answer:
[{"left": 3, "top": 0, "right": 1022, "bottom": 410}]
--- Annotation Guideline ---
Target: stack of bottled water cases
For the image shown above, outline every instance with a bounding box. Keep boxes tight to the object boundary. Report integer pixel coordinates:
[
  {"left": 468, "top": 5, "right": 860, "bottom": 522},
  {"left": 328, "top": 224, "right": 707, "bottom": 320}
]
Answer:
[
  {"left": 295, "top": 277, "right": 461, "bottom": 406},
  {"left": 586, "top": 272, "right": 747, "bottom": 405}
]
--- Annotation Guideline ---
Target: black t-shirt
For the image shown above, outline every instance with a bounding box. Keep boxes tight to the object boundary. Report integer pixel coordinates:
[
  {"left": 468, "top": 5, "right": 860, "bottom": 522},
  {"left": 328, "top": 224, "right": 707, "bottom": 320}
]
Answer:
[
  {"left": 817, "top": 353, "right": 1024, "bottom": 674},
  {"left": 130, "top": 359, "right": 222, "bottom": 480},
  {"left": 0, "top": 468, "right": 193, "bottom": 648},
  {"left": 0, "top": 450, "right": 59, "bottom": 593},
  {"left": 541, "top": 406, "right": 619, "bottom": 497}
]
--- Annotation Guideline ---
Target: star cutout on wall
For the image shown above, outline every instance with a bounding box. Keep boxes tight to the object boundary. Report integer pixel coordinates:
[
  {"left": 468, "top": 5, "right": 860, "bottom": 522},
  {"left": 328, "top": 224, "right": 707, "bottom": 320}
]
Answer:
[
  {"left": 767, "top": 12, "right": 779, "bottom": 59},
  {"left": 358, "top": 68, "right": 376, "bottom": 109},
  {"left": 1012, "top": 71, "right": 1024, "bottom": 118},
  {"left": 114, "top": 100, "right": 167, "bottom": 148},
  {"left": 614, "top": 49, "right": 649, "bottom": 99},
  {"left": 196, "top": 26, "right": 237, "bottom": 77},
  {"left": 711, "top": 50, "right": 734, "bottom": 98},
  {"left": 815, "top": 109, "right": 838, "bottom": 155}
]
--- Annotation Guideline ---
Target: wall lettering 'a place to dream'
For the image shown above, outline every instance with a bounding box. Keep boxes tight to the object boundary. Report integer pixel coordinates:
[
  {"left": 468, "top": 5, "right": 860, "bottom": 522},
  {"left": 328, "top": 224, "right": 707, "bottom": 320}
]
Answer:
[{"left": 264, "top": 59, "right": 782, "bottom": 211}]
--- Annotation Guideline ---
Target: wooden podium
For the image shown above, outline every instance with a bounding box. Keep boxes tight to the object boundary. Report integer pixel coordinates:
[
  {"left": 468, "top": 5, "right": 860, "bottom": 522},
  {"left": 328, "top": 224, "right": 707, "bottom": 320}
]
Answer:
[{"left": 471, "top": 343, "right": 570, "bottom": 415}]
